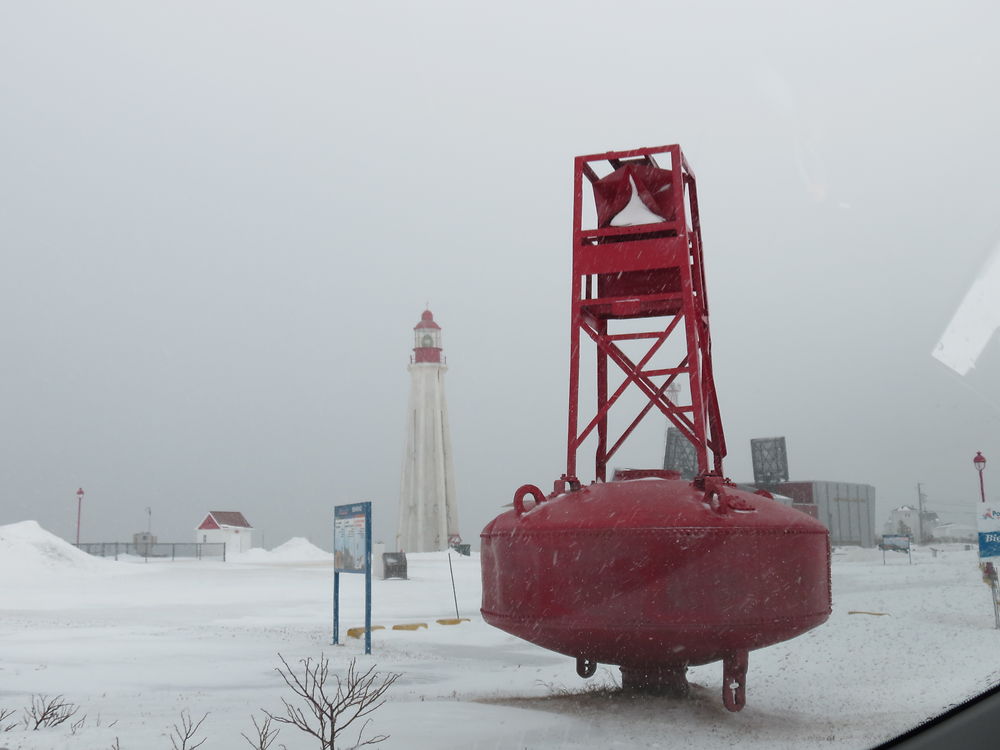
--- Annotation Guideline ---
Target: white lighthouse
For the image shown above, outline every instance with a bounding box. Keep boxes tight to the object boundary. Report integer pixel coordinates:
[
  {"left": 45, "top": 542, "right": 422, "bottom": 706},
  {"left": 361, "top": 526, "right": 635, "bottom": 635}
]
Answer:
[{"left": 397, "top": 309, "right": 460, "bottom": 552}]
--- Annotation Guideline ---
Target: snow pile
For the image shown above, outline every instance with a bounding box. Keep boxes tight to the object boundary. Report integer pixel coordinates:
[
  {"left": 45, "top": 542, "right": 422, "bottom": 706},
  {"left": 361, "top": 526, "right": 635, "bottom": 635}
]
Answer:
[
  {"left": 270, "top": 537, "right": 332, "bottom": 561},
  {"left": 0, "top": 520, "right": 109, "bottom": 576},
  {"left": 232, "top": 536, "right": 332, "bottom": 563}
]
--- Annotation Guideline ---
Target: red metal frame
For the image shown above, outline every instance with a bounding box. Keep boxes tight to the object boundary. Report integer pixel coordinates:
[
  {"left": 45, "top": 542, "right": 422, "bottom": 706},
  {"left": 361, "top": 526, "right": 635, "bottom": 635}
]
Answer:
[{"left": 566, "top": 145, "right": 726, "bottom": 484}]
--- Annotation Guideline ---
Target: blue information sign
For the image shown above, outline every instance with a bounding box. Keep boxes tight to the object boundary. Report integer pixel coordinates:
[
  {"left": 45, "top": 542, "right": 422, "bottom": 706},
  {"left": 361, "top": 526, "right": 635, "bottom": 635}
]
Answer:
[
  {"left": 332, "top": 502, "right": 372, "bottom": 654},
  {"left": 881, "top": 534, "right": 911, "bottom": 552},
  {"left": 880, "top": 534, "right": 912, "bottom": 564},
  {"left": 978, "top": 506, "right": 1000, "bottom": 561},
  {"left": 979, "top": 532, "right": 1000, "bottom": 559},
  {"left": 335, "top": 504, "right": 369, "bottom": 573}
]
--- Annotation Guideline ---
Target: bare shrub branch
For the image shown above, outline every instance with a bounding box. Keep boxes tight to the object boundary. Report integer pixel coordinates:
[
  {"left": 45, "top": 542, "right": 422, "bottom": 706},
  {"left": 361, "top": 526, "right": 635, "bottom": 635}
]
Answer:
[
  {"left": 23, "top": 694, "right": 80, "bottom": 730},
  {"left": 169, "top": 710, "right": 208, "bottom": 750},
  {"left": 264, "top": 653, "right": 399, "bottom": 749},
  {"left": 70, "top": 713, "right": 88, "bottom": 734},
  {"left": 242, "top": 714, "right": 280, "bottom": 749},
  {"left": 0, "top": 707, "right": 17, "bottom": 732},
  {"left": 351, "top": 716, "right": 389, "bottom": 749}
]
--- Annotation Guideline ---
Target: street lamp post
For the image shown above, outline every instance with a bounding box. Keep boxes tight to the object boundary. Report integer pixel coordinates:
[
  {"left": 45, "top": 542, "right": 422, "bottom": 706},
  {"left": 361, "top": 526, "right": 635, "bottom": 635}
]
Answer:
[
  {"left": 75, "top": 488, "right": 84, "bottom": 546},
  {"left": 975, "top": 451, "right": 987, "bottom": 503},
  {"left": 973, "top": 452, "right": 999, "bottom": 628}
]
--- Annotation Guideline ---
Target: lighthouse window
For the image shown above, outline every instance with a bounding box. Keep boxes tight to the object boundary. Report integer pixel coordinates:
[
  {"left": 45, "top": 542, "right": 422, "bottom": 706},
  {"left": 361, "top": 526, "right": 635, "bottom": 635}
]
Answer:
[{"left": 421, "top": 334, "right": 434, "bottom": 348}]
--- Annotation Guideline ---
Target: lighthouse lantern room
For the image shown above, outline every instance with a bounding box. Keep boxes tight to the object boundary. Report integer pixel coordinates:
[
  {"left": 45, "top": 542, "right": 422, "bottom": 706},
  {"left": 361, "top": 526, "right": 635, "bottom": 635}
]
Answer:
[{"left": 413, "top": 310, "right": 442, "bottom": 362}]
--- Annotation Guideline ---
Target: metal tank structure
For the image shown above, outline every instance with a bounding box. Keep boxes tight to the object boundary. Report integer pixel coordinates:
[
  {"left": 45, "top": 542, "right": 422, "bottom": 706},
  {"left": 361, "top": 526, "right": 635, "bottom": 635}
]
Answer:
[{"left": 480, "top": 144, "right": 831, "bottom": 712}]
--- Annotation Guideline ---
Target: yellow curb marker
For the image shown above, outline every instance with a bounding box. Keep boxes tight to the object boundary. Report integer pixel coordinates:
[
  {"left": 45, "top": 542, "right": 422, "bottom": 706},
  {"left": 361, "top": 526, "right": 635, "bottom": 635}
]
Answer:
[
  {"left": 347, "top": 620, "right": 470, "bottom": 637},
  {"left": 347, "top": 625, "right": 385, "bottom": 639}
]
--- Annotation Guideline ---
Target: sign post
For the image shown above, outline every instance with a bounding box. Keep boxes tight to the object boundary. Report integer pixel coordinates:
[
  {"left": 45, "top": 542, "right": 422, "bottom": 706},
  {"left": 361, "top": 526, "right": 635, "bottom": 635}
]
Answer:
[
  {"left": 333, "top": 502, "right": 373, "bottom": 654},
  {"left": 879, "top": 534, "right": 912, "bottom": 565},
  {"left": 976, "top": 505, "right": 1000, "bottom": 629}
]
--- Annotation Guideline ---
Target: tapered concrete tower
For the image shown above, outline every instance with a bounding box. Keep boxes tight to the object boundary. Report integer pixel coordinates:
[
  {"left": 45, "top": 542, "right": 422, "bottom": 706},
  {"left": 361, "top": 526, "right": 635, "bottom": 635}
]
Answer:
[{"left": 397, "top": 310, "right": 460, "bottom": 552}]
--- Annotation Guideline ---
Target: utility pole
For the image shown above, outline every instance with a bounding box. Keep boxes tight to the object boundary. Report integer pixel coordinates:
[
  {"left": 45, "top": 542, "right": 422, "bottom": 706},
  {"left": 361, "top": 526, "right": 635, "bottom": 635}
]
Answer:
[
  {"left": 75, "top": 488, "right": 85, "bottom": 545},
  {"left": 916, "top": 483, "right": 925, "bottom": 544}
]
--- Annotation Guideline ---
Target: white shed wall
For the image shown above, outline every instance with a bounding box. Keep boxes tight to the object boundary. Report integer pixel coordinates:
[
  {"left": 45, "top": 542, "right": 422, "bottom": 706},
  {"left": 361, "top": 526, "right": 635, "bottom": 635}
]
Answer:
[{"left": 196, "top": 527, "right": 253, "bottom": 557}]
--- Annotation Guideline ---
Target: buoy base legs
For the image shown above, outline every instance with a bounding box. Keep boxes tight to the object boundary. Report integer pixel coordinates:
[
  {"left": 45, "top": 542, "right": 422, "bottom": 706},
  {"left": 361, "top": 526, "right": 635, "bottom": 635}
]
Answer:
[
  {"left": 722, "top": 650, "right": 749, "bottom": 712},
  {"left": 620, "top": 664, "right": 690, "bottom": 698}
]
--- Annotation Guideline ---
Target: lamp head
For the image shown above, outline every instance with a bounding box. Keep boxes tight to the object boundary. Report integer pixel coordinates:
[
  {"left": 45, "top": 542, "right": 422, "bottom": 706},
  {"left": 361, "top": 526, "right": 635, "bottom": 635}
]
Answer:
[{"left": 974, "top": 451, "right": 987, "bottom": 473}]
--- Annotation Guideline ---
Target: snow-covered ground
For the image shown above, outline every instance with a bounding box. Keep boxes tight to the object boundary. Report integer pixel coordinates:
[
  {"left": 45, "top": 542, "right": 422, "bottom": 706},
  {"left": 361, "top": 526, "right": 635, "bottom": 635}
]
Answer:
[{"left": 1, "top": 520, "right": 998, "bottom": 749}]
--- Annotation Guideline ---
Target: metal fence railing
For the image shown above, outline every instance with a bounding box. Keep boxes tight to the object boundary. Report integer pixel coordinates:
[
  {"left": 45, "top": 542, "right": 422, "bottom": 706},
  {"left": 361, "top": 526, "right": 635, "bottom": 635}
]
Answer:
[{"left": 75, "top": 542, "right": 226, "bottom": 562}]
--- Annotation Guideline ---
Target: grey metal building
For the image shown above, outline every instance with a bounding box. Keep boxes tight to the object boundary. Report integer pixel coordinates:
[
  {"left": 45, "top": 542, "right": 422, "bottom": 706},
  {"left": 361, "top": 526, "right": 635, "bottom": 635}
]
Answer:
[
  {"left": 774, "top": 480, "right": 877, "bottom": 547},
  {"left": 750, "top": 437, "right": 789, "bottom": 486},
  {"left": 663, "top": 427, "right": 697, "bottom": 480}
]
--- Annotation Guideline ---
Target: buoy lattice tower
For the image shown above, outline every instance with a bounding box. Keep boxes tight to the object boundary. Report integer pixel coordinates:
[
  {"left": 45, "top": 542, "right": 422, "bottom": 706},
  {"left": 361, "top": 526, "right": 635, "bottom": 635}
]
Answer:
[
  {"left": 567, "top": 145, "right": 725, "bottom": 485},
  {"left": 397, "top": 310, "right": 460, "bottom": 552}
]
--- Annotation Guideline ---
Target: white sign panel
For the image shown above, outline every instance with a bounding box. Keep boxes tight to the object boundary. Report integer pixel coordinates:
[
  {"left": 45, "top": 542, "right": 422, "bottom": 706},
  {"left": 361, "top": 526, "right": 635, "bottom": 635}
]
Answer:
[
  {"left": 881, "top": 535, "right": 910, "bottom": 552},
  {"left": 334, "top": 503, "right": 369, "bottom": 573}
]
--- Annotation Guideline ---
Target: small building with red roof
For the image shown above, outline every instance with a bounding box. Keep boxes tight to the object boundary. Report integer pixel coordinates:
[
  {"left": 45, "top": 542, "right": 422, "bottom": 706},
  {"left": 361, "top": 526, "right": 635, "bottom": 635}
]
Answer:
[{"left": 195, "top": 511, "right": 255, "bottom": 557}]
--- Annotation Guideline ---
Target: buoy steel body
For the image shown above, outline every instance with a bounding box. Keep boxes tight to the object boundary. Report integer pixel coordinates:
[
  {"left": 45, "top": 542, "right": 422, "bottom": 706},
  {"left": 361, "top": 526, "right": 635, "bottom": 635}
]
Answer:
[
  {"left": 481, "top": 478, "right": 831, "bottom": 705},
  {"left": 481, "top": 145, "right": 832, "bottom": 711}
]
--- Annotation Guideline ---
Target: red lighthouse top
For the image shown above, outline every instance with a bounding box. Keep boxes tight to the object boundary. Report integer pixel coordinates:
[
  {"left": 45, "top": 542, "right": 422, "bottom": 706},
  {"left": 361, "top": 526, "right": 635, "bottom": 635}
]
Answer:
[{"left": 413, "top": 309, "right": 443, "bottom": 363}]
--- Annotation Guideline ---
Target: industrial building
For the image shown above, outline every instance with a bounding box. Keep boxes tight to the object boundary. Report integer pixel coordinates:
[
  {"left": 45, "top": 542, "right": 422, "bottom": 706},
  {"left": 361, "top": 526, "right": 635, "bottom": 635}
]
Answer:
[
  {"left": 770, "top": 481, "right": 877, "bottom": 547},
  {"left": 743, "top": 436, "right": 878, "bottom": 547}
]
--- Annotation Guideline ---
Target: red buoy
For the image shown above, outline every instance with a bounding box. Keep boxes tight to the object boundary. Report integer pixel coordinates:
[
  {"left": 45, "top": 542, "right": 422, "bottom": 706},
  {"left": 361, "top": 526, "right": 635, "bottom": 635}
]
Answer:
[{"left": 480, "top": 146, "right": 831, "bottom": 711}]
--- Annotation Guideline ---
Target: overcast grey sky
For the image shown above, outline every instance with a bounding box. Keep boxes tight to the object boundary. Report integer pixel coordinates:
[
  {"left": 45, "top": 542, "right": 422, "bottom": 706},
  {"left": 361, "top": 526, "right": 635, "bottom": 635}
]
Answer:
[{"left": 2, "top": 1, "right": 998, "bottom": 549}]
